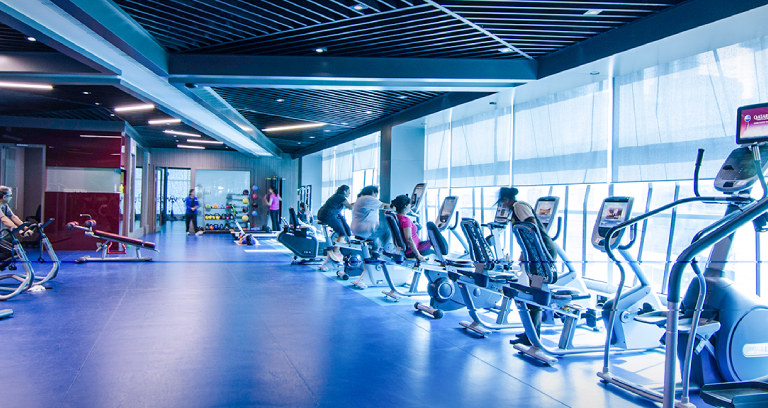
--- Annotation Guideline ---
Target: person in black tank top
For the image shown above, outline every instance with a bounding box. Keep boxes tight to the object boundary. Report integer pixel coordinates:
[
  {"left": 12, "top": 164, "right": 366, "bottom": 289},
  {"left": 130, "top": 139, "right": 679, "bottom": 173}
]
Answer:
[{"left": 317, "top": 185, "right": 354, "bottom": 261}]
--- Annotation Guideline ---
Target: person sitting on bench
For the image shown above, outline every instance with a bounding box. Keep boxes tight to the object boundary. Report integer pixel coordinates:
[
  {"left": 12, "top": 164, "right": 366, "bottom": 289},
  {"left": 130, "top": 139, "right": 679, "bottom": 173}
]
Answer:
[
  {"left": 392, "top": 195, "right": 433, "bottom": 262},
  {"left": 0, "top": 186, "right": 29, "bottom": 264}
]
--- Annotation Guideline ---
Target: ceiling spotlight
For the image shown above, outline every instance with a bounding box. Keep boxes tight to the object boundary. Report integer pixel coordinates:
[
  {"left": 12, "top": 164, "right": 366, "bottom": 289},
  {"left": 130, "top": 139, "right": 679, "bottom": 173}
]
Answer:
[
  {"left": 148, "top": 118, "right": 181, "bottom": 125},
  {"left": 353, "top": 4, "right": 365, "bottom": 10},
  {"left": 110, "top": 114, "right": 115, "bottom": 117},
  {"left": 177, "top": 144, "right": 205, "bottom": 150},
  {"left": 364, "top": 111, "right": 372, "bottom": 114},
  {"left": 397, "top": 95, "right": 408, "bottom": 99},
  {"left": 0, "top": 81, "right": 52, "bottom": 90},
  {"left": 310, "top": 136, "right": 316, "bottom": 138},
  {"left": 114, "top": 103, "right": 155, "bottom": 112},
  {"left": 94, "top": 102, "right": 100, "bottom": 105},
  {"left": 163, "top": 130, "right": 200, "bottom": 137},
  {"left": 26, "top": 37, "right": 36, "bottom": 42},
  {"left": 498, "top": 48, "right": 513, "bottom": 53},
  {"left": 341, "top": 122, "right": 348, "bottom": 125},
  {"left": 262, "top": 123, "right": 325, "bottom": 132},
  {"left": 82, "top": 91, "right": 91, "bottom": 95},
  {"left": 324, "top": 130, "right": 330, "bottom": 132},
  {"left": 80, "top": 135, "right": 122, "bottom": 139},
  {"left": 186, "top": 139, "right": 223, "bottom": 145},
  {"left": 298, "top": 142, "right": 301, "bottom": 145},
  {"left": 584, "top": 9, "right": 602, "bottom": 15},
  {"left": 315, "top": 47, "right": 327, "bottom": 53},
  {"left": 275, "top": 99, "right": 285, "bottom": 102}
]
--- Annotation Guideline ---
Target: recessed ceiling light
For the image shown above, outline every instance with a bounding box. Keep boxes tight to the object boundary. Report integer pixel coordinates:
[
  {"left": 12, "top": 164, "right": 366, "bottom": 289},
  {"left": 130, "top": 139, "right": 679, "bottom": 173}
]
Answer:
[
  {"left": 94, "top": 102, "right": 100, "bottom": 105},
  {"left": 584, "top": 9, "right": 602, "bottom": 15},
  {"left": 80, "top": 134, "right": 122, "bottom": 139},
  {"left": 275, "top": 99, "right": 285, "bottom": 102},
  {"left": 114, "top": 103, "right": 155, "bottom": 112},
  {"left": 26, "top": 37, "right": 36, "bottom": 42},
  {"left": 498, "top": 48, "right": 513, "bottom": 53},
  {"left": 186, "top": 139, "right": 223, "bottom": 145},
  {"left": 310, "top": 136, "right": 316, "bottom": 138},
  {"left": 163, "top": 130, "right": 200, "bottom": 137},
  {"left": 82, "top": 91, "right": 91, "bottom": 95},
  {"left": 262, "top": 123, "right": 325, "bottom": 132},
  {"left": 364, "top": 111, "right": 372, "bottom": 114},
  {"left": 148, "top": 118, "right": 181, "bottom": 125},
  {"left": 324, "top": 130, "right": 330, "bottom": 132},
  {"left": 178, "top": 144, "right": 205, "bottom": 150},
  {"left": 0, "top": 82, "right": 52, "bottom": 90},
  {"left": 298, "top": 142, "right": 301, "bottom": 145},
  {"left": 397, "top": 95, "right": 408, "bottom": 99},
  {"left": 341, "top": 122, "right": 348, "bottom": 125},
  {"left": 110, "top": 114, "right": 115, "bottom": 117},
  {"left": 315, "top": 47, "right": 327, "bottom": 53}
]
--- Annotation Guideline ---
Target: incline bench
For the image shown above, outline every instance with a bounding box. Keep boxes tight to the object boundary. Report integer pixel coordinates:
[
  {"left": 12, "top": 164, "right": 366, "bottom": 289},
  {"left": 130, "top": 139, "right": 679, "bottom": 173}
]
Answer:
[{"left": 67, "top": 216, "right": 158, "bottom": 263}]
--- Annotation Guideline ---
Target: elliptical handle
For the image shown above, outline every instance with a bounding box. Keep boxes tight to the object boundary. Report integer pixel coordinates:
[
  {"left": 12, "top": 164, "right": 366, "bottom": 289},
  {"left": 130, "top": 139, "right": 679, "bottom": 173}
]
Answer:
[{"left": 693, "top": 149, "right": 705, "bottom": 197}]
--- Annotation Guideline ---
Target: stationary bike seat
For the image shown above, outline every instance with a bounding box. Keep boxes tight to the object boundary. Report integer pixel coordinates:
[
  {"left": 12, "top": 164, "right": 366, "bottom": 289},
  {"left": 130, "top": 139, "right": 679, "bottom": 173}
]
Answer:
[{"left": 552, "top": 289, "right": 590, "bottom": 301}]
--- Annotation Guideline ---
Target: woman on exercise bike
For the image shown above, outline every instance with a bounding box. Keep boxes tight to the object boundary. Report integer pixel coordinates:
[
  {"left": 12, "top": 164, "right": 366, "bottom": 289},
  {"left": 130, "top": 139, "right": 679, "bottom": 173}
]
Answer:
[
  {"left": 317, "top": 185, "right": 354, "bottom": 261},
  {"left": 392, "top": 195, "right": 433, "bottom": 262}
]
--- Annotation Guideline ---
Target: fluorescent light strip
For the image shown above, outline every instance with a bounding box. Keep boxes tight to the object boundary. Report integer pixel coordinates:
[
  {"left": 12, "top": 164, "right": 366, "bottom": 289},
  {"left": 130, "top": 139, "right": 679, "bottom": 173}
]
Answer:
[
  {"left": 148, "top": 118, "right": 181, "bottom": 125},
  {"left": 163, "top": 130, "right": 200, "bottom": 137},
  {"left": 0, "top": 81, "right": 53, "bottom": 90},
  {"left": 177, "top": 144, "right": 205, "bottom": 150},
  {"left": 114, "top": 103, "right": 155, "bottom": 112},
  {"left": 80, "top": 135, "right": 122, "bottom": 139},
  {"left": 262, "top": 123, "right": 325, "bottom": 132},
  {"left": 186, "top": 139, "right": 223, "bottom": 145}
]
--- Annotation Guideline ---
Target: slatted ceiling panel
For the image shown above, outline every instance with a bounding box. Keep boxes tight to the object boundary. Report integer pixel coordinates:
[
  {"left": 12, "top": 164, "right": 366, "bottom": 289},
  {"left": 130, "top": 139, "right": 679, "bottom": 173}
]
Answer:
[
  {"left": 0, "top": 22, "right": 56, "bottom": 52},
  {"left": 212, "top": 87, "right": 443, "bottom": 153},
  {"left": 11, "top": 107, "right": 121, "bottom": 122}
]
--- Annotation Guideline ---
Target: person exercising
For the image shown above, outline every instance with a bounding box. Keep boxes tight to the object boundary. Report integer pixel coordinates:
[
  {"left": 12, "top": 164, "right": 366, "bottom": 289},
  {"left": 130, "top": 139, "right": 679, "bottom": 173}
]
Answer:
[
  {"left": 392, "top": 194, "right": 433, "bottom": 262},
  {"left": 0, "top": 186, "right": 28, "bottom": 263},
  {"left": 350, "top": 185, "right": 392, "bottom": 251},
  {"left": 498, "top": 187, "right": 557, "bottom": 346},
  {"left": 317, "top": 185, "right": 354, "bottom": 261},
  {"left": 185, "top": 189, "right": 203, "bottom": 236}
]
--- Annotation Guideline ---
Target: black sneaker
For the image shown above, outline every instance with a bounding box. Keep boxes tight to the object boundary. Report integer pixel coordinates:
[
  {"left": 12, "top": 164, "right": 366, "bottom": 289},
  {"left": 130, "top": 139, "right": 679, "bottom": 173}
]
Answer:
[{"left": 509, "top": 333, "right": 532, "bottom": 346}]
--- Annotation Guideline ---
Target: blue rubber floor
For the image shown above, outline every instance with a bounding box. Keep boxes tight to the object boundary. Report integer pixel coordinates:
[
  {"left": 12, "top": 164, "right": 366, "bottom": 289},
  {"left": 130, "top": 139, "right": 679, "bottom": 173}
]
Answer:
[{"left": 0, "top": 222, "right": 711, "bottom": 408}]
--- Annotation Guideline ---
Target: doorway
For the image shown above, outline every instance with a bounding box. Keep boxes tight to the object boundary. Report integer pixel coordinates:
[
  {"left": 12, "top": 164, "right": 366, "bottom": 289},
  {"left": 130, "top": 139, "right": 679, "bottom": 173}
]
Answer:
[{"left": 0, "top": 144, "right": 45, "bottom": 223}]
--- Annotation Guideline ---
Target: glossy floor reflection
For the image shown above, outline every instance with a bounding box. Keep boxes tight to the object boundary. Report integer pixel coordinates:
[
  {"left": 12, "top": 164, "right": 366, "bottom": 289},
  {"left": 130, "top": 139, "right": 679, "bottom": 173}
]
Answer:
[{"left": 0, "top": 222, "right": 712, "bottom": 408}]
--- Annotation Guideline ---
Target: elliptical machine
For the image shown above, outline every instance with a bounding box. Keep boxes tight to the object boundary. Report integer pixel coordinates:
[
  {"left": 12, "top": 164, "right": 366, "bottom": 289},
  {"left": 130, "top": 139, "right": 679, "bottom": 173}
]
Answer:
[{"left": 599, "top": 103, "right": 768, "bottom": 408}]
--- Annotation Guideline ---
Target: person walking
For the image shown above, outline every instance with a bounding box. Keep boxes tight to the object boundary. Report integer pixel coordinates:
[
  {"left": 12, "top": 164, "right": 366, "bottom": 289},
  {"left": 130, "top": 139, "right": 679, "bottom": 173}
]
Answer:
[{"left": 185, "top": 189, "right": 203, "bottom": 236}]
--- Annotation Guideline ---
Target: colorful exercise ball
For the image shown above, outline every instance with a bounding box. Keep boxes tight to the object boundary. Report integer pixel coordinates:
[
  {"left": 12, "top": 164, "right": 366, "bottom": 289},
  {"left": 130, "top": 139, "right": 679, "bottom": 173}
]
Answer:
[
  {"left": 242, "top": 198, "right": 249, "bottom": 204},
  {"left": 252, "top": 185, "right": 259, "bottom": 191},
  {"left": 251, "top": 211, "right": 258, "bottom": 217},
  {"left": 241, "top": 215, "right": 249, "bottom": 222},
  {"left": 252, "top": 194, "right": 258, "bottom": 200}
]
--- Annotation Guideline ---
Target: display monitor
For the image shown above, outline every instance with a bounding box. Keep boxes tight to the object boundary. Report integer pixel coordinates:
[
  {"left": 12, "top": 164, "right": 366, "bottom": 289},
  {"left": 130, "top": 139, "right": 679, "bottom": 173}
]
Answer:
[
  {"left": 598, "top": 201, "right": 630, "bottom": 229},
  {"left": 437, "top": 196, "right": 457, "bottom": 228},
  {"left": 494, "top": 205, "right": 511, "bottom": 224},
  {"left": 411, "top": 183, "right": 426, "bottom": 208},
  {"left": 534, "top": 201, "right": 555, "bottom": 225},
  {"left": 737, "top": 102, "right": 768, "bottom": 145}
]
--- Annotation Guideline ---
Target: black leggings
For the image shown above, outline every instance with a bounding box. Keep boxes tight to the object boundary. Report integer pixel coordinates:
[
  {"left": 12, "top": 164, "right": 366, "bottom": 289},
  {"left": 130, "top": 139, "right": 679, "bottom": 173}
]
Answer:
[
  {"left": 185, "top": 213, "right": 199, "bottom": 233},
  {"left": 318, "top": 212, "right": 350, "bottom": 239}
]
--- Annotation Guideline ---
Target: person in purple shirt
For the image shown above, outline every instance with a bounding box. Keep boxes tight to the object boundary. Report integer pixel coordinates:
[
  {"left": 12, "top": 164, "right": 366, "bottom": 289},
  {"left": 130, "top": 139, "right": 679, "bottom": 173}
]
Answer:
[{"left": 264, "top": 187, "right": 282, "bottom": 231}]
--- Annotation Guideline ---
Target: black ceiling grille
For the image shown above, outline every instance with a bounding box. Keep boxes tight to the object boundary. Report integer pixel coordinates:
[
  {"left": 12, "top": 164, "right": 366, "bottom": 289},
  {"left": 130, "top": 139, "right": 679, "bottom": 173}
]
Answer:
[
  {"left": 0, "top": 22, "right": 57, "bottom": 52},
  {"left": 213, "top": 87, "right": 443, "bottom": 153},
  {"left": 9, "top": 107, "right": 122, "bottom": 122},
  {"left": 114, "top": 0, "right": 686, "bottom": 59}
]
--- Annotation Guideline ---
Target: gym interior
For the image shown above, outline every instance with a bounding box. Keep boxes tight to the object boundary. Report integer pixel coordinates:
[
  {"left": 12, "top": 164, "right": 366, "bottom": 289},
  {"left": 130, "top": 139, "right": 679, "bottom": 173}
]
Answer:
[{"left": 2, "top": 1, "right": 768, "bottom": 407}]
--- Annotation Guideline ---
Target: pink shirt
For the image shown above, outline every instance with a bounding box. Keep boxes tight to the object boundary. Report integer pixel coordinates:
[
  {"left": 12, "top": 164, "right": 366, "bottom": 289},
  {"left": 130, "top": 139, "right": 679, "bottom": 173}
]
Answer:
[
  {"left": 269, "top": 194, "right": 280, "bottom": 210},
  {"left": 396, "top": 214, "right": 420, "bottom": 252}
]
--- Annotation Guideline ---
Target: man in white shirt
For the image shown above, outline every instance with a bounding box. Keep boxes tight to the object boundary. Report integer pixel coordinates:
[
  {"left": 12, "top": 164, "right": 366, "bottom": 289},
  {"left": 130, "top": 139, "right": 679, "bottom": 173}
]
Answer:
[
  {"left": 0, "top": 186, "right": 27, "bottom": 262},
  {"left": 350, "top": 185, "right": 392, "bottom": 250}
]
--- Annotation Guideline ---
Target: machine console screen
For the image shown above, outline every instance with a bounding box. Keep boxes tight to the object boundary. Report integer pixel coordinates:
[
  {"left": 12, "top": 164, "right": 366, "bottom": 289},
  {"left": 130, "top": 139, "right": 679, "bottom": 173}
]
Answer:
[
  {"left": 411, "top": 184, "right": 426, "bottom": 208},
  {"left": 535, "top": 201, "right": 555, "bottom": 225},
  {"left": 439, "top": 197, "right": 457, "bottom": 223},
  {"left": 737, "top": 102, "right": 768, "bottom": 145},
  {"left": 494, "top": 206, "right": 510, "bottom": 224},
  {"left": 598, "top": 202, "right": 629, "bottom": 229}
]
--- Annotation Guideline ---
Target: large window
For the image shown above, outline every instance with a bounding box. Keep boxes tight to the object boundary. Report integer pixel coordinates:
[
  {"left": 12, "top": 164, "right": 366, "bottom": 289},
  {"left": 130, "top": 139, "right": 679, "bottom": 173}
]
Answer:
[{"left": 321, "top": 132, "right": 380, "bottom": 201}]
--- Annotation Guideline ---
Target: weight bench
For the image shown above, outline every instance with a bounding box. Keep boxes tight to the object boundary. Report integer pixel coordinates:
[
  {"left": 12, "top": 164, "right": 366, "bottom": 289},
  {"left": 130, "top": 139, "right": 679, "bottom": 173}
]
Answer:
[{"left": 67, "top": 217, "right": 158, "bottom": 263}]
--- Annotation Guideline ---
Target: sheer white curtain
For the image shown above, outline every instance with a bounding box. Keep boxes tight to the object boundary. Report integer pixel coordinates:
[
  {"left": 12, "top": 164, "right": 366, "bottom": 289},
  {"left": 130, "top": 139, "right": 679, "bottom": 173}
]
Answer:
[
  {"left": 424, "top": 122, "right": 451, "bottom": 188},
  {"left": 615, "top": 37, "right": 768, "bottom": 182},
  {"left": 320, "top": 132, "right": 380, "bottom": 200},
  {"left": 451, "top": 107, "right": 511, "bottom": 187},
  {"left": 513, "top": 81, "right": 611, "bottom": 186}
]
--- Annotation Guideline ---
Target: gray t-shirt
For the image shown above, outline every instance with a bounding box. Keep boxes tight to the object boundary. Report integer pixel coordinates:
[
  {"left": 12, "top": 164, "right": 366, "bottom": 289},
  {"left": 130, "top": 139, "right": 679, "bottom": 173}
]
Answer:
[
  {"left": 350, "top": 196, "right": 384, "bottom": 238},
  {"left": 0, "top": 204, "right": 15, "bottom": 238}
]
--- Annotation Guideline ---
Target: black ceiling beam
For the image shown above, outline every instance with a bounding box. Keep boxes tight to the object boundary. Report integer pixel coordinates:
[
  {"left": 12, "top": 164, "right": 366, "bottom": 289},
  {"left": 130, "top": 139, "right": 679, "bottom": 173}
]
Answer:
[
  {"left": 289, "top": 91, "right": 491, "bottom": 158},
  {"left": 537, "top": 0, "right": 768, "bottom": 78},
  {"left": 168, "top": 54, "right": 536, "bottom": 91}
]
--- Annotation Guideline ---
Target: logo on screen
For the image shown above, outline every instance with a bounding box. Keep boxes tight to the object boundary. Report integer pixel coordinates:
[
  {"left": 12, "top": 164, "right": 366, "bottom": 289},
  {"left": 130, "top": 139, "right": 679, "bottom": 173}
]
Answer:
[{"left": 745, "top": 115, "right": 752, "bottom": 123}]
